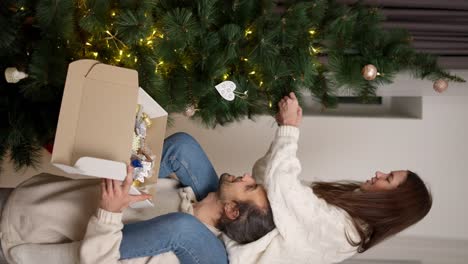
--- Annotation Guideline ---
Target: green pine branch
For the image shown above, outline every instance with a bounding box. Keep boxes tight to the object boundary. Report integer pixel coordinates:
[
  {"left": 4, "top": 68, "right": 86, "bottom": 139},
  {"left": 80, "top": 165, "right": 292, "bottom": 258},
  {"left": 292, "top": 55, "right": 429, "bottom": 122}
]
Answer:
[{"left": 0, "top": 0, "right": 465, "bottom": 171}]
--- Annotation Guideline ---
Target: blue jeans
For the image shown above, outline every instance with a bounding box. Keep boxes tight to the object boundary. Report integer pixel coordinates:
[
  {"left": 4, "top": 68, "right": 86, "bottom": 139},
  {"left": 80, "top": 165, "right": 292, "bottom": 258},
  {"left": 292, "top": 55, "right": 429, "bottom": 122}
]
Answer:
[
  {"left": 120, "top": 213, "right": 227, "bottom": 264},
  {"left": 120, "top": 133, "right": 227, "bottom": 264},
  {"left": 158, "top": 132, "right": 219, "bottom": 200}
]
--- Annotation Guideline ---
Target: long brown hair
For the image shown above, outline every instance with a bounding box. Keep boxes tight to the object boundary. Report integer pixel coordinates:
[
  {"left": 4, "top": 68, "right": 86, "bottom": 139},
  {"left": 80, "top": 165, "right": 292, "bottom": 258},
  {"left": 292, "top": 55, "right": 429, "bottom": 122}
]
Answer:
[{"left": 311, "top": 171, "right": 432, "bottom": 253}]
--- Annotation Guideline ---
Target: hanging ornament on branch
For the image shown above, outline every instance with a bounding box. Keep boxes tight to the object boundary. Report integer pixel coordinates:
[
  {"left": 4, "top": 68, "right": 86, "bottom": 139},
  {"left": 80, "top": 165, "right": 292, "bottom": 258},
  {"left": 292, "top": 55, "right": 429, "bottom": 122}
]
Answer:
[
  {"left": 215, "top": 80, "right": 237, "bottom": 101},
  {"left": 214, "top": 80, "right": 248, "bottom": 101},
  {"left": 433, "top": 79, "right": 448, "bottom": 93},
  {"left": 5, "top": 67, "right": 28, "bottom": 83},
  {"left": 361, "top": 64, "right": 380, "bottom": 81},
  {"left": 184, "top": 104, "right": 197, "bottom": 117}
]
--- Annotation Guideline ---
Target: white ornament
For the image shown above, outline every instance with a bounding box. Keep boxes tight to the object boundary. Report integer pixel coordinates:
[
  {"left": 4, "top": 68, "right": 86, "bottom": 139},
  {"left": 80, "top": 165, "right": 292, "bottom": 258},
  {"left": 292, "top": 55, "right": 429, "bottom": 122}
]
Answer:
[
  {"left": 133, "top": 160, "right": 153, "bottom": 183},
  {"left": 132, "top": 133, "right": 142, "bottom": 153},
  {"left": 215, "top": 81, "right": 237, "bottom": 101},
  {"left": 141, "top": 160, "right": 152, "bottom": 173},
  {"left": 133, "top": 167, "right": 149, "bottom": 182},
  {"left": 184, "top": 104, "right": 197, "bottom": 117},
  {"left": 5, "top": 67, "right": 28, "bottom": 83}
]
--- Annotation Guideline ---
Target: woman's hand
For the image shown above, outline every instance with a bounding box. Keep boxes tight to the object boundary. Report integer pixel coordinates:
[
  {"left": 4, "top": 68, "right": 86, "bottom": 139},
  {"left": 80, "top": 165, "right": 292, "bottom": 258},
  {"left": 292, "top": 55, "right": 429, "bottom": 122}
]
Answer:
[
  {"left": 276, "top": 92, "right": 302, "bottom": 127},
  {"left": 99, "top": 165, "right": 152, "bottom": 213}
]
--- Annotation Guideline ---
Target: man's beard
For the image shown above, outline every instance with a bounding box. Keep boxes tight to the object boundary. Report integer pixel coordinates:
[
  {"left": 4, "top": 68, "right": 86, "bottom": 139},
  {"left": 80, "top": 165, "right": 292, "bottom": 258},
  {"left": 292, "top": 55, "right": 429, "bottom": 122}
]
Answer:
[{"left": 217, "top": 173, "right": 231, "bottom": 200}]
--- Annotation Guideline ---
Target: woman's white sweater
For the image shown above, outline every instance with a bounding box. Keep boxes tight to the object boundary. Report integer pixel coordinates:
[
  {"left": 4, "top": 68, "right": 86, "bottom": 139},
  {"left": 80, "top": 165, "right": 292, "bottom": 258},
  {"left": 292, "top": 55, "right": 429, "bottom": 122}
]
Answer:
[
  {"left": 0, "top": 175, "right": 211, "bottom": 264},
  {"left": 223, "top": 126, "right": 359, "bottom": 264}
]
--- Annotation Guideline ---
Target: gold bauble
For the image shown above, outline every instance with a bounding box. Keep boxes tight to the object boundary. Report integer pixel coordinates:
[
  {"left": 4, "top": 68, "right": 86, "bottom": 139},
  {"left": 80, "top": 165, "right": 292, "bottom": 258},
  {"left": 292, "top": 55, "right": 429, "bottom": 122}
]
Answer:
[
  {"left": 184, "top": 105, "right": 196, "bottom": 117},
  {"left": 361, "top": 64, "right": 378, "bottom": 81},
  {"left": 141, "top": 112, "right": 152, "bottom": 127},
  {"left": 135, "top": 104, "right": 141, "bottom": 114},
  {"left": 132, "top": 180, "right": 141, "bottom": 187},
  {"left": 433, "top": 79, "right": 448, "bottom": 93}
]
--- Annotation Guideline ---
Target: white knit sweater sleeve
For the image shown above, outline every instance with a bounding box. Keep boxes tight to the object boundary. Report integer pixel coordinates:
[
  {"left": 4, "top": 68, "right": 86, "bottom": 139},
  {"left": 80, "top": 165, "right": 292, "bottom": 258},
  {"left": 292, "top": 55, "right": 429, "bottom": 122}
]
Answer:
[
  {"left": 253, "top": 126, "right": 306, "bottom": 184},
  {"left": 79, "top": 208, "right": 124, "bottom": 264},
  {"left": 261, "top": 126, "right": 322, "bottom": 239}
]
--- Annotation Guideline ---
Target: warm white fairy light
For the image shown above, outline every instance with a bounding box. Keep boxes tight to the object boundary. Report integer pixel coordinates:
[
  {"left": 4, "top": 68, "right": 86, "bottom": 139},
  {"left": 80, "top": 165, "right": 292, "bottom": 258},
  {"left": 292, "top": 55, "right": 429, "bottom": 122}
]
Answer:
[{"left": 309, "top": 46, "right": 320, "bottom": 54}]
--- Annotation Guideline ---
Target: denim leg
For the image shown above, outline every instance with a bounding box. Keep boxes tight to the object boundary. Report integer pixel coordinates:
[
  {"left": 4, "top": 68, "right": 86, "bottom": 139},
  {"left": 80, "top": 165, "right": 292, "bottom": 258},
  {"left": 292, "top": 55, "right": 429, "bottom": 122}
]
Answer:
[
  {"left": 158, "top": 132, "right": 219, "bottom": 201},
  {"left": 120, "top": 213, "right": 228, "bottom": 264}
]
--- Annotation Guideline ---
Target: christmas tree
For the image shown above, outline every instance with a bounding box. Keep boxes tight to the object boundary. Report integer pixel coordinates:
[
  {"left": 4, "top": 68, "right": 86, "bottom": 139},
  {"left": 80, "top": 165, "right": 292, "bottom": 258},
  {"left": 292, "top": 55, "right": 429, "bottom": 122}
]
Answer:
[{"left": 0, "top": 0, "right": 465, "bottom": 171}]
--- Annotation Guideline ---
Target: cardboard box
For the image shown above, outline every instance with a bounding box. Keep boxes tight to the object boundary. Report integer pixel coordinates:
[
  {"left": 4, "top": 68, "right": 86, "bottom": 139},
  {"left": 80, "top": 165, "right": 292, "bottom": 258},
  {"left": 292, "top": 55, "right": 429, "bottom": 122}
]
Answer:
[{"left": 51, "top": 60, "right": 167, "bottom": 208}]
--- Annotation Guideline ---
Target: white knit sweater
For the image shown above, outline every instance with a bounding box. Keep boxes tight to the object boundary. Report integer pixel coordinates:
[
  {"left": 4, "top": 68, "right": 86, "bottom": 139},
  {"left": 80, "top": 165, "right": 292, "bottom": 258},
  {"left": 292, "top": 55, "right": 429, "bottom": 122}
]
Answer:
[
  {"left": 0, "top": 175, "right": 209, "bottom": 264},
  {"left": 223, "top": 126, "right": 359, "bottom": 264}
]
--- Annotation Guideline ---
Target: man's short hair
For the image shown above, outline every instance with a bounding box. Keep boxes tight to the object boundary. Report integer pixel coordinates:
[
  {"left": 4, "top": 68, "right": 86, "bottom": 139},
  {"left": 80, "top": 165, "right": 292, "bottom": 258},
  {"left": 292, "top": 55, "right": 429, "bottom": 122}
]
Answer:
[{"left": 218, "top": 201, "right": 275, "bottom": 244}]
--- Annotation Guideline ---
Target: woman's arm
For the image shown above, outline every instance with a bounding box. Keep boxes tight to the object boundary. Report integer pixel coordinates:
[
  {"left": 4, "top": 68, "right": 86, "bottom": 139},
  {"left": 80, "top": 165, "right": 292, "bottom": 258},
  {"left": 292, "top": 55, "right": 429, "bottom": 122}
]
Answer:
[
  {"left": 261, "top": 93, "right": 326, "bottom": 240},
  {"left": 252, "top": 92, "right": 302, "bottom": 184},
  {"left": 79, "top": 209, "right": 124, "bottom": 263},
  {"left": 262, "top": 92, "right": 303, "bottom": 189},
  {"left": 79, "top": 166, "right": 151, "bottom": 264}
]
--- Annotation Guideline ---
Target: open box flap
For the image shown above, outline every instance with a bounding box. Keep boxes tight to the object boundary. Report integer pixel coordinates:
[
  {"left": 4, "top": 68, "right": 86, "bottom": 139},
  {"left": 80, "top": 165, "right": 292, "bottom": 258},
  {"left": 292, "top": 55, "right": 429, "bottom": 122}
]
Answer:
[
  {"left": 51, "top": 60, "right": 101, "bottom": 166},
  {"left": 138, "top": 88, "right": 168, "bottom": 118},
  {"left": 52, "top": 163, "right": 86, "bottom": 175},
  {"left": 52, "top": 157, "right": 126, "bottom": 180},
  {"left": 74, "top": 157, "right": 127, "bottom": 180},
  {"left": 51, "top": 60, "right": 138, "bottom": 168}
]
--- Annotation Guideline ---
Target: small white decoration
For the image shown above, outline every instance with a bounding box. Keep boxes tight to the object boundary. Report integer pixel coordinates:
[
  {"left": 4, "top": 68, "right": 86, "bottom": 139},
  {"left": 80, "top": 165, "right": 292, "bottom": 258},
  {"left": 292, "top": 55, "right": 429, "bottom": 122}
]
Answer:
[
  {"left": 133, "top": 160, "right": 153, "bottom": 183},
  {"left": 132, "top": 133, "right": 143, "bottom": 153},
  {"left": 5, "top": 67, "right": 28, "bottom": 83},
  {"left": 215, "top": 81, "right": 237, "bottom": 101},
  {"left": 184, "top": 104, "right": 197, "bottom": 117}
]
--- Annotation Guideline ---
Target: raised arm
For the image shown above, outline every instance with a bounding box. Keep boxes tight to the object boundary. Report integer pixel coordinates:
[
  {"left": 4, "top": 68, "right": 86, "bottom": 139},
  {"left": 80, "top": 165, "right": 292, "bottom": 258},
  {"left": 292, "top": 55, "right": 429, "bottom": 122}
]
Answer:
[
  {"left": 252, "top": 92, "right": 302, "bottom": 184},
  {"left": 79, "top": 166, "right": 151, "bottom": 264},
  {"left": 259, "top": 93, "right": 326, "bottom": 240},
  {"left": 262, "top": 92, "right": 303, "bottom": 188}
]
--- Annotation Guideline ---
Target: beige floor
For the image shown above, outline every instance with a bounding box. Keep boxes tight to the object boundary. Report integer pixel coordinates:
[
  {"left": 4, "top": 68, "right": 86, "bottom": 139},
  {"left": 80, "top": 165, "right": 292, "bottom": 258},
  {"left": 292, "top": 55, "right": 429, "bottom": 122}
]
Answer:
[{"left": 0, "top": 149, "right": 83, "bottom": 187}]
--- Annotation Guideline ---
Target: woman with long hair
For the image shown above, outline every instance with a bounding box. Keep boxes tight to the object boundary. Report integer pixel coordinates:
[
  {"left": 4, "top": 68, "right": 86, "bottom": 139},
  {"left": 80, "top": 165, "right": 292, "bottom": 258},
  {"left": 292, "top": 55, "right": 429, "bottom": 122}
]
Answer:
[
  {"left": 223, "top": 92, "right": 432, "bottom": 264},
  {"left": 312, "top": 170, "right": 432, "bottom": 253}
]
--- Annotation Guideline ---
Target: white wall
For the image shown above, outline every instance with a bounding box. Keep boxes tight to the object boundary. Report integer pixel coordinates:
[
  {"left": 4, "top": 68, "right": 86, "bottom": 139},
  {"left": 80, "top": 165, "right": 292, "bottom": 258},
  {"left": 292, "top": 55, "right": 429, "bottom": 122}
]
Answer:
[{"left": 166, "top": 89, "right": 468, "bottom": 241}]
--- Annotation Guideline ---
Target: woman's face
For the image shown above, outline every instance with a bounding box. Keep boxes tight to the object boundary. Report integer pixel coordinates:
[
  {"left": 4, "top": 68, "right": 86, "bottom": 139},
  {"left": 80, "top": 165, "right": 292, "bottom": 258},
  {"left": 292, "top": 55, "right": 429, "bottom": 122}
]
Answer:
[{"left": 360, "top": 170, "right": 409, "bottom": 192}]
